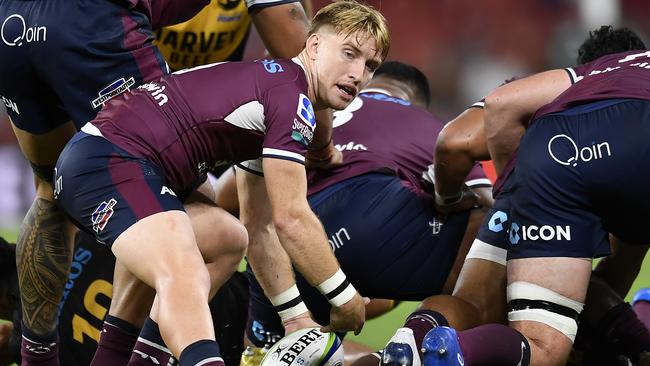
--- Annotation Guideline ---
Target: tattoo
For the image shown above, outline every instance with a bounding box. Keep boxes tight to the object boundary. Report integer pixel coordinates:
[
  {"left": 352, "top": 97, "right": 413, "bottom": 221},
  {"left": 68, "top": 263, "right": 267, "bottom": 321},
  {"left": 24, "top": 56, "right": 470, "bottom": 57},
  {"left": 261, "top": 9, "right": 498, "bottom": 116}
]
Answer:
[{"left": 16, "top": 198, "right": 72, "bottom": 335}]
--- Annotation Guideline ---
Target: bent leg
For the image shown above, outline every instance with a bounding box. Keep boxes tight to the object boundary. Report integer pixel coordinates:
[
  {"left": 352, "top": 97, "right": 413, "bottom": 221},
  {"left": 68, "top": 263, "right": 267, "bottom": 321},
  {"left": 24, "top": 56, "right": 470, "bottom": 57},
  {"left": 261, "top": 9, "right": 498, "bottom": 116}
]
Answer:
[{"left": 111, "top": 211, "right": 214, "bottom": 358}]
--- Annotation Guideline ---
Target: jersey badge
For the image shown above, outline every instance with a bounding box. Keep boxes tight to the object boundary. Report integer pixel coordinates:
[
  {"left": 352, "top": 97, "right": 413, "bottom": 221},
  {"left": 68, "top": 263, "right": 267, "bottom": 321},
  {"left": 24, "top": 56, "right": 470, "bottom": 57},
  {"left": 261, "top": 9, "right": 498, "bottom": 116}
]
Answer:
[
  {"left": 91, "top": 198, "right": 117, "bottom": 233},
  {"left": 91, "top": 77, "right": 135, "bottom": 109}
]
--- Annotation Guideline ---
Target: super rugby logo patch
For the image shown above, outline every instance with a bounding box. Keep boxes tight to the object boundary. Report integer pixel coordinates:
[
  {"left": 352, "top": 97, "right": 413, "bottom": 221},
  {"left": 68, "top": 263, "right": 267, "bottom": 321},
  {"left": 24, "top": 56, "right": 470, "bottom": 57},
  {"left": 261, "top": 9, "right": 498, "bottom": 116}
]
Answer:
[
  {"left": 91, "top": 198, "right": 117, "bottom": 233},
  {"left": 292, "top": 94, "right": 316, "bottom": 146},
  {"left": 91, "top": 77, "right": 135, "bottom": 109}
]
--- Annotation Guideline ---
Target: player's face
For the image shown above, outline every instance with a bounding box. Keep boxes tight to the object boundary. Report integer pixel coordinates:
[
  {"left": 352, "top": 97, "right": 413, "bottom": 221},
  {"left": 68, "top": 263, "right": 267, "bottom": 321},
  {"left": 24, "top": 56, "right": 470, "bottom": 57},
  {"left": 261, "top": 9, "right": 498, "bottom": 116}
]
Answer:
[{"left": 314, "top": 29, "right": 382, "bottom": 110}]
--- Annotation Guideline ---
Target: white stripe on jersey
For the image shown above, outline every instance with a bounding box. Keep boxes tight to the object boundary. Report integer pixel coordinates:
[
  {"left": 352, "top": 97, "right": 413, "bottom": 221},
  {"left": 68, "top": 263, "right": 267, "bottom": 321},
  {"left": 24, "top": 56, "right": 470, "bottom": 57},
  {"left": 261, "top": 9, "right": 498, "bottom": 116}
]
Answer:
[
  {"left": 224, "top": 100, "right": 266, "bottom": 132},
  {"left": 471, "top": 100, "right": 485, "bottom": 109},
  {"left": 246, "top": 0, "right": 297, "bottom": 8},
  {"left": 565, "top": 67, "right": 583, "bottom": 84},
  {"left": 465, "top": 178, "right": 493, "bottom": 188},
  {"left": 262, "top": 148, "right": 305, "bottom": 163}
]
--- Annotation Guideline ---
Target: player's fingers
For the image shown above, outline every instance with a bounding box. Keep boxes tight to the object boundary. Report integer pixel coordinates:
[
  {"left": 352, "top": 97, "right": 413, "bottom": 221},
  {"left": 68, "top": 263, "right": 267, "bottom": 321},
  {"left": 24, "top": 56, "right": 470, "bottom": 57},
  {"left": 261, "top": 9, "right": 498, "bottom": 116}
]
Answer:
[{"left": 363, "top": 296, "right": 370, "bottom": 305}]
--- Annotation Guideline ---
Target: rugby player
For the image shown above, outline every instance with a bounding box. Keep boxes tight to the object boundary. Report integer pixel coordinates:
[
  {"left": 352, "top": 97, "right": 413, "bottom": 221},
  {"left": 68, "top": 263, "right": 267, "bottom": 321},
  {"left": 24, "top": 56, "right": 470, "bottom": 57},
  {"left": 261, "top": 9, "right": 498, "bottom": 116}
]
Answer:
[
  {"left": 53, "top": 2, "right": 389, "bottom": 365},
  {"left": 0, "top": 1, "right": 209, "bottom": 364},
  {"left": 219, "top": 61, "right": 493, "bottom": 360},
  {"left": 421, "top": 41, "right": 650, "bottom": 366},
  {"left": 0, "top": 0, "right": 321, "bottom": 364},
  {"left": 381, "top": 26, "right": 650, "bottom": 366}
]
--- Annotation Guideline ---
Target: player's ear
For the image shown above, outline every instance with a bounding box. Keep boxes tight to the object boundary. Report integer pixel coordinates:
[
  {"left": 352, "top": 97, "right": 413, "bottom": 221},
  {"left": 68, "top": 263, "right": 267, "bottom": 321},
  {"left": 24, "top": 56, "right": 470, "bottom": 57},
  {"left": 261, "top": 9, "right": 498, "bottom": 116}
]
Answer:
[{"left": 305, "top": 33, "right": 320, "bottom": 61}]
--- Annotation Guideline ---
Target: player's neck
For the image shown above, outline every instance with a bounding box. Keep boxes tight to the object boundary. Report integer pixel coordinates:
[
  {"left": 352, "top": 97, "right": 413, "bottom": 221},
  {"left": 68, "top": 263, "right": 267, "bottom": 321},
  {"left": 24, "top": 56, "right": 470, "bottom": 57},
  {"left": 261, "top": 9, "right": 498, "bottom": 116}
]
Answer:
[{"left": 296, "top": 52, "right": 322, "bottom": 109}]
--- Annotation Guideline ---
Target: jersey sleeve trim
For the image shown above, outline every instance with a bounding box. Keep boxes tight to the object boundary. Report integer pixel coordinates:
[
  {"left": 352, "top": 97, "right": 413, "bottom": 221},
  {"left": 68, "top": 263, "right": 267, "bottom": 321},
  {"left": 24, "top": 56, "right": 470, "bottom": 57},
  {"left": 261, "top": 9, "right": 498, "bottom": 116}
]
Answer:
[
  {"left": 246, "top": 0, "right": 300, "bottom": 10},
  {"left": 470, "top": 100, "right": 485, "bottom": 109},
  {"left": 565, "top": 67, "right": 582, "bottom": 84},
  {"left": 236, "top": 162, "right": 264, "bottom": 176},
  {"left": 262, "top": 148, "right": 305, "bottom": 164},
  {"left": 465, "top": 178, "right": 493, "bottom": 188}
]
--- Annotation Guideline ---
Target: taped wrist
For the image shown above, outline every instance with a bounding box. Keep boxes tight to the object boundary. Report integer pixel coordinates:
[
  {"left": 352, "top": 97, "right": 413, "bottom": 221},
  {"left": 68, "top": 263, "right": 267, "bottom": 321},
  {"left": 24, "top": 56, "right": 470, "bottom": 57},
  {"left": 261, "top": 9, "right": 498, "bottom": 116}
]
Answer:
[
  {"left": 317, "top": 269, "right": 356, "bottom": 307},
  {"left": 270, "top": 285, "right": 308, "bottom": 323}
]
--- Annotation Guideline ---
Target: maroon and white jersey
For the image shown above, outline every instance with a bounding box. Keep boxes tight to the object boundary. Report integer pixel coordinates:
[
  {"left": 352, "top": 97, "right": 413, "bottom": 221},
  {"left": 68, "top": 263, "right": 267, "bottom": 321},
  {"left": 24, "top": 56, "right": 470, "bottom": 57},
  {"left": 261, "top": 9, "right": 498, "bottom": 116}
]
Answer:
[
  {"left": 307, "top": 89, "right": 491, "bottom": 198},
  {"left": 534, "top": 50, "right": 650, "bottom": 120},
  {"left": 82, "top": 58, "right": 315, "bottom": 195}
]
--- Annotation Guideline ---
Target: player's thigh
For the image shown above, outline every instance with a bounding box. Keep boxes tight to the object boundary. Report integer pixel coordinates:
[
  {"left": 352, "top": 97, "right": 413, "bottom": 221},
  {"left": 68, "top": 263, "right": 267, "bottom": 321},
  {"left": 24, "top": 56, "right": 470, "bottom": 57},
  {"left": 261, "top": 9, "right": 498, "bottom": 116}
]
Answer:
[
  {"left": 112, "top": 211, "right": 204, "bottom": 290},
  {"left": 507, "top": 257, "right": 592, "bottom": 366},
  {"left": 184, "top": 179, "right": 247, "bottom": 263},
  {"left": 449, "top": 189, "right": 515, "bottom": 326}
]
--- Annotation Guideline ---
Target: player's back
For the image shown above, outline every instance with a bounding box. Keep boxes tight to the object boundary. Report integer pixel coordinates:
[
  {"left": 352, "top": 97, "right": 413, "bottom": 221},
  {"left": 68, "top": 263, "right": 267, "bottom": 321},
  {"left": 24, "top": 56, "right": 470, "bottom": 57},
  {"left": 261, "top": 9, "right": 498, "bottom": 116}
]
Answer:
[
  {"left": 89, "top": 58, "right": 308, "bottom": 194},
  {"left": 308, "top": 90, "right": 442, "bottom": 197},
  {"left": 534, "top": 50, "right": 650, "bottom": 120}
]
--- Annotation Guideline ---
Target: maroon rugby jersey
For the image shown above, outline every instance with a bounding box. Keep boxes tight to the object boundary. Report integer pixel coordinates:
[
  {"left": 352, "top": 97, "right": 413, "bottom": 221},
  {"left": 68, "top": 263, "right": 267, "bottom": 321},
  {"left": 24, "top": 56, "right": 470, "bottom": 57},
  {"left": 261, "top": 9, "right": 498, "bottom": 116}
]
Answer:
[
  {"left": 534, "top": 49, "right": 650, "bottom": 120},
  {"left": 83, "top": 58, "right": 315, "bottom": 195},
  {"left": 307, "top": 89, "right": 490, "bottom": 198}
]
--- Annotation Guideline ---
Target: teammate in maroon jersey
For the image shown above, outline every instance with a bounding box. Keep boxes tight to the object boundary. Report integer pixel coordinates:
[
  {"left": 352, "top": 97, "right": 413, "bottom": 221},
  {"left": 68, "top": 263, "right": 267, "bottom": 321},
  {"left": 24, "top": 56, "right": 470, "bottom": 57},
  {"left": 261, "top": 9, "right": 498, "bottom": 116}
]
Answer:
[
  {"left": 421, "top": 33, "right": 650, "bottom": 366},
  {"left": 53, "top": 2, "right": 389, "bottom": 365}
]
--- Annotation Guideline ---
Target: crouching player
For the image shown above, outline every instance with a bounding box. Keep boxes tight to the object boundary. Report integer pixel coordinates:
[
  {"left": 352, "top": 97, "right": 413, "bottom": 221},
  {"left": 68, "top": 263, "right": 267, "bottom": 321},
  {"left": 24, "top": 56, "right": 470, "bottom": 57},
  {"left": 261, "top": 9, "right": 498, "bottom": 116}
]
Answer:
[{"left": 237, "top": 61, "right": 493, "bottom": 362}]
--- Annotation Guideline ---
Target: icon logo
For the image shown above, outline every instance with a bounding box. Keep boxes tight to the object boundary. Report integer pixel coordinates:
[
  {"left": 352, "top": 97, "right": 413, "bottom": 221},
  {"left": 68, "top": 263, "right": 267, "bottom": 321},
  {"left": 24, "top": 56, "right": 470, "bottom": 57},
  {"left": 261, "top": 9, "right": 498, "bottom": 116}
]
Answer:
[{"left": 488, "top": 210, "right": 508, "bottom": 232}]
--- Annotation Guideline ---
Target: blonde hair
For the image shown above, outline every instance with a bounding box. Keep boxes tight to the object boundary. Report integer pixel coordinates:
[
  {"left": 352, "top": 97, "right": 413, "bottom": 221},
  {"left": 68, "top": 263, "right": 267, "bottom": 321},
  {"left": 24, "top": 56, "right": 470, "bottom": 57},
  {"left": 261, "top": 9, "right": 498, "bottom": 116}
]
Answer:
[{"left": 310, "top": 1, "right": 390, "bottom": 60}]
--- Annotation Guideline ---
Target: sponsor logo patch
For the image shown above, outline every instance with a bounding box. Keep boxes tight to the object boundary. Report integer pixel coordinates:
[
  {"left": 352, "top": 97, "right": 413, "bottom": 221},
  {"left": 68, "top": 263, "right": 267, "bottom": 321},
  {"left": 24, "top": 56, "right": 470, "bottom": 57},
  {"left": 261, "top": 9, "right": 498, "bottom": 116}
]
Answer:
[
  {"left": 91, "top": 198, "right": 117, "bottom": 233},
  {"left": 1, "top": 14, "right": 47, "bottom": 47},
  {"left": 488, "top": 210, "right": 508, "bottom": 233},
  {"left": 509, "top": 222, "right": 571, "bottom": 245},
  {"left": 547, "top": 134, "right": 611, "bottom": 167},
  {"left": 91, "top": 77, "right": 135, "bottom": 109}
]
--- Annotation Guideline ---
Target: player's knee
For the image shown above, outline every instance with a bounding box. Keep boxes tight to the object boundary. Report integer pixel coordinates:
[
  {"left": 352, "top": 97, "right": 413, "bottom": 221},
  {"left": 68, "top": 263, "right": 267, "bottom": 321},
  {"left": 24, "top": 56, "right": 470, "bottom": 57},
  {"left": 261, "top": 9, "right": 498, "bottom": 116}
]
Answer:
[
  {"left": 157, "top": 263, "right": 211, "bottom": 297},
  {"left": 507, "top": 281, "right": 583, "bottom": 360}
]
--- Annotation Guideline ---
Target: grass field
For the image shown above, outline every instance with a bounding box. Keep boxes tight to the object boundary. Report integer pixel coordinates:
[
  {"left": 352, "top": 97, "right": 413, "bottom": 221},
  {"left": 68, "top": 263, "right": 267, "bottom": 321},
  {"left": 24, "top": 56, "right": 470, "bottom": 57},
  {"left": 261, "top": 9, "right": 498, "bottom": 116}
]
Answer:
[{"left": 1, "top": 229, "right": 649, "bottom": 351}]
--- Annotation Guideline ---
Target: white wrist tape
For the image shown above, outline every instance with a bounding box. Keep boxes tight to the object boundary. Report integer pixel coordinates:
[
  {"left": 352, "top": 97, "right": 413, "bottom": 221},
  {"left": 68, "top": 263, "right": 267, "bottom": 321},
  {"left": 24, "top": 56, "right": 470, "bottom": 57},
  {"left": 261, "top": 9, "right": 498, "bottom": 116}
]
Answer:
[
  {"left": 317, "top": 269, "right": 357, "bottom": 307},
  {"left": 270, "top": 285, "right": 308, "bottom": 322}
]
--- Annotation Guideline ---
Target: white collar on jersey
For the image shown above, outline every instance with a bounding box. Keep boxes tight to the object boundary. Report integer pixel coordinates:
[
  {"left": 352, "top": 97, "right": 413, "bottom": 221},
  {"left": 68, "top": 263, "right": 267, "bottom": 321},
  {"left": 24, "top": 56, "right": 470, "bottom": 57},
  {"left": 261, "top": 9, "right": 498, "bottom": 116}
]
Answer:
[
  {"left": 292, "top": 57, "right": 307, "bottom": 74},
  {"left": 360, "top": 88, "right": 393, "bottom": 96}
]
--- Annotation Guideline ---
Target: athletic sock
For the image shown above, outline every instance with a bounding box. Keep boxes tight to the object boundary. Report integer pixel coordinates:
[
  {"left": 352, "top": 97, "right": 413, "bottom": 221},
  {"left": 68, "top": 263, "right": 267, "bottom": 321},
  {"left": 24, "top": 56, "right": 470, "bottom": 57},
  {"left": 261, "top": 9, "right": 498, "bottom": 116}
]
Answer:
[
  {"left": 20, "top": 325, "right": 59, "bottom": 366},
  {"left": 633, "top": 300, "right": 650, "bottom": 331},
  {"left": 178, "top": 340, "right": 224, "bottom": 366},
  {"left": 595, "top": 302, "right": 650, "bottom": 362},
  {"left": 403, "top": 310, "right": 449, "bottom": 357},
  {"left": 127, "top": 317, "right": 175, "bottom": 366},
  {"left": 91, "top": 315, "right": 140, "bottom": 366},
  {"left": 458, "top": 324, "right": 531, "bottom": 366}
]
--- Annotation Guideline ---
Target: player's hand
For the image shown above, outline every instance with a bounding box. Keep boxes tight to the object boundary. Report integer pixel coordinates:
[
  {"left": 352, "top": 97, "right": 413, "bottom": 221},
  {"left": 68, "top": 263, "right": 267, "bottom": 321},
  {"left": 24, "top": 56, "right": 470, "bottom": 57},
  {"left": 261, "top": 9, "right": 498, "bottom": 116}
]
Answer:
[
  {"left": 283, "top": 312, "right": 321, "bottom": 334},
  {"left": 306, "top": 146, "right": 343, "bottom": 170},
  {"left": 321, "top": 293, "right": 367, "bottom": 335},
  {"left": 434, "top": 185, "right": 479, "bottom": 214}
]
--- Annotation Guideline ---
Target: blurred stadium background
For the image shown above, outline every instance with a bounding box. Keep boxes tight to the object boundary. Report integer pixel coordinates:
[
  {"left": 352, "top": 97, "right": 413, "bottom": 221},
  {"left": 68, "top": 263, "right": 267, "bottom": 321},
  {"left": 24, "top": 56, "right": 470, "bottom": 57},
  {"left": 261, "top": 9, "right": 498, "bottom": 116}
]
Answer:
[{"left": 0, "top": 0, "right": 649, "bottom": 351}]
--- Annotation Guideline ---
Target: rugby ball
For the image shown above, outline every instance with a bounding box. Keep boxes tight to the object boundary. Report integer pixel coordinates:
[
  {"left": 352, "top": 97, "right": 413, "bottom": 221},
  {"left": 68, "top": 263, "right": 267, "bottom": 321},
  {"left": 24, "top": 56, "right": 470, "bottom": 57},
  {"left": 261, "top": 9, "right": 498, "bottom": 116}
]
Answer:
[{"left": 259, "top": 327, "right": 343, "bottom": 366}]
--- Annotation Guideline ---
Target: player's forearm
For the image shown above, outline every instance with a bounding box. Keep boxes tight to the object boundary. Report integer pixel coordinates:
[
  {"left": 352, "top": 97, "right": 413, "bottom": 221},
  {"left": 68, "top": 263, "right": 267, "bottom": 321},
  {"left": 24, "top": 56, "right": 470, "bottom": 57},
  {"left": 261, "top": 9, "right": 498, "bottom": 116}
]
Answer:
[
  {"left": 273, "top": 209, "right": 341, "bottom": 287},
  {"left": 246, "top": 225, "right": 296, "bottom": 298},
  {"left": 252, "top": 2, "right": 310, "bottom": 59},
  {"left": 483, "top": 103, "right": 526, "bottom": 175},
  {"left": 434, "top": 108, "right": 489, "bottom": 197}
]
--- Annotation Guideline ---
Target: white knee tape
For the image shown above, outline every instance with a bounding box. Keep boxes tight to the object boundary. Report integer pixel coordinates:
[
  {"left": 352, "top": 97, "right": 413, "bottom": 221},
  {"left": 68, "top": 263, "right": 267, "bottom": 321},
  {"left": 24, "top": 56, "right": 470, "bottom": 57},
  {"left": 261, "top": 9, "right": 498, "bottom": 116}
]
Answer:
[
  {"left": 465, "top": 238, "right": 507, "bottom": 266},
  {"left": 507, "top": 281, "right": 584, "bottom": 342}
]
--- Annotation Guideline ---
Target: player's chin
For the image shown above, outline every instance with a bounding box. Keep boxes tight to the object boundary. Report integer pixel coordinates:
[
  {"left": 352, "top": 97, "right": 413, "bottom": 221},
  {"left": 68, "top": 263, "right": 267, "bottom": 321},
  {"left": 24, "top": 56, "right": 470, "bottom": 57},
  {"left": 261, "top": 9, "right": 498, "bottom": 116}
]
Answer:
[{"left": 328, "top": 92, "right": 355, "bottom": 111}]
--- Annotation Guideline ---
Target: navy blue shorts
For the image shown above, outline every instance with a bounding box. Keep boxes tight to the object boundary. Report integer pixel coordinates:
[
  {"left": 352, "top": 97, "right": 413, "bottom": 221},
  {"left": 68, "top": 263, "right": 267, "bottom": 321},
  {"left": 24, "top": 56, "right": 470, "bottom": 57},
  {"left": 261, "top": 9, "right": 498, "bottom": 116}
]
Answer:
[
  {"left": 246, "top": 173, "right": 471, "bottom": 345},
  {"left": 475, "top": 172, "right": 517, "bottom": 251},
  {"left": 508, "top": 99, "right": 650, "bottom": 259},
  {"left": 0, "top": 0, "right": 168, "bottom": 133},
  {"left": 54, "top": 132, "right": 184, "bottom": 247}
]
